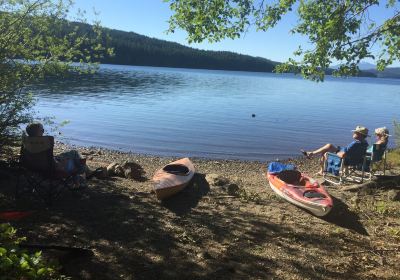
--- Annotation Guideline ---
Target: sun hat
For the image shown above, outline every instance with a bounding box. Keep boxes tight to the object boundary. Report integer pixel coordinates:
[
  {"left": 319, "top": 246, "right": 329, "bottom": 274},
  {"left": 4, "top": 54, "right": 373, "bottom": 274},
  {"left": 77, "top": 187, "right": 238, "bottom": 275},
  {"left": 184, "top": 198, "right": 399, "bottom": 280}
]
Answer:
[
  {"left": 351, "top": 125, "right": 370, "bottom": 137},
  {"left": 374, "top": 127, "right": 391, "bottom": 136}
]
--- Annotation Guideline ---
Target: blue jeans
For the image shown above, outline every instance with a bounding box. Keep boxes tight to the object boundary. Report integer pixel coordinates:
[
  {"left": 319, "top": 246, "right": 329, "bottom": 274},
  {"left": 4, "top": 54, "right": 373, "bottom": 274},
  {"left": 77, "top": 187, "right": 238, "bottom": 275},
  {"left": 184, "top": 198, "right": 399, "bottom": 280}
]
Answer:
[{"left": 55, "top": 150, "right": 85, "bottom": 175}]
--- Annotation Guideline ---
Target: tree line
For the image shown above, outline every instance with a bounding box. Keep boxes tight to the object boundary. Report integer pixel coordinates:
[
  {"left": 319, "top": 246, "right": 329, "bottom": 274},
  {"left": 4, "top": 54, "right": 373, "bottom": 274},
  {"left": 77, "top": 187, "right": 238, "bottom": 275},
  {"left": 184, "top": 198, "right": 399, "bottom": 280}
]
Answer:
[
  {"left": 99, "top": 27, "right": 278, "bottom": 72},
  {"left": 70, "top": 22, "right": 393, "bottom": 78}
]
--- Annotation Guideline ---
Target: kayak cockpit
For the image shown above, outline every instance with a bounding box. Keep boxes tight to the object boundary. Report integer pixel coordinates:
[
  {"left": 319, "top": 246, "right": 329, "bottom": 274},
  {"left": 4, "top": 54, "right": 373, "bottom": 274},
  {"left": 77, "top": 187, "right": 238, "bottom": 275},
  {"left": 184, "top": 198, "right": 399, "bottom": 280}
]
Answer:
[
  {"left": 277, "top": 170, "right": 302, "bottom": 185},
  {"left": 163, "top": 164, "right": 190, "bottom": 176},
  {"left": 277, "top": 170, "right": 319, "bottom": 188}
]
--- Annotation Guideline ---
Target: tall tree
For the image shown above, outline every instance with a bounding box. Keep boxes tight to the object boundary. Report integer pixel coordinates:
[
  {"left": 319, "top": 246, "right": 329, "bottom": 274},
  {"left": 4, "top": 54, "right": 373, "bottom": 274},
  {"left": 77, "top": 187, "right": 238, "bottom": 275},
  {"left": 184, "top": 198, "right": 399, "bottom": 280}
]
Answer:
[
  {"left": 0, "top": 0, "right": 111, "bottom": 153},
  {"left": 166, "top": 0, "right": 400, "bottom": 81}
]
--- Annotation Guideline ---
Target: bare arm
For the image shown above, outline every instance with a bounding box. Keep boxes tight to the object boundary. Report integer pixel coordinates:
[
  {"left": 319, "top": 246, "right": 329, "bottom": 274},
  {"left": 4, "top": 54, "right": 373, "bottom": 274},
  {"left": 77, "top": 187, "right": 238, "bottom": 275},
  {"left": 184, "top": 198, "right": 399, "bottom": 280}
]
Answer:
[{"left": 336, "top": 151, "right": 345, "bottom": 158}]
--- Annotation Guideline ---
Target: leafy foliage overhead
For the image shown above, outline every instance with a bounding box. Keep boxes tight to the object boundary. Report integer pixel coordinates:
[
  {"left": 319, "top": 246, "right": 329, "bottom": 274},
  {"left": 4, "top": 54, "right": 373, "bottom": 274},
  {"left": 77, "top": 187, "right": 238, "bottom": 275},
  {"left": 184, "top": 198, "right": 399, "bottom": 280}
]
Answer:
[
  {"left": 0, "top": 0, "right": 110, "bottom": 153},
  {"left": 166, "top": 0, "right": 400, "bottom": 81}
]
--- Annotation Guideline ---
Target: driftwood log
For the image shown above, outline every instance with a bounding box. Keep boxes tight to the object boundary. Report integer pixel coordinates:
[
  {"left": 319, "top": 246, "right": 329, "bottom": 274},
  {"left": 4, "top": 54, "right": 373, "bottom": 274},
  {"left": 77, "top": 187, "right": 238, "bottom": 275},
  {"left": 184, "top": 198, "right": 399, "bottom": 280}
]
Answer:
[{"left": 340, "top": 175, "right": 400, "bottom": 192}]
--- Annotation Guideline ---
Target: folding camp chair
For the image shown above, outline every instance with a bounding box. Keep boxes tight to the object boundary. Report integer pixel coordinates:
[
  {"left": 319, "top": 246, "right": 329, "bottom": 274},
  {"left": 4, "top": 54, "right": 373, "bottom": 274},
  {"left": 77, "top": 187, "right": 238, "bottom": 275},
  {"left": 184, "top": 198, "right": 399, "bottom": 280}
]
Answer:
[
  {"left": 364, "top": 143, "right": 388, "bottom": 179},
  {"left": 16, "top": 136, "right": 82, "bottom": 206},
  {"left": 323, "top": 150, "right": 368, "bottom": 185}
]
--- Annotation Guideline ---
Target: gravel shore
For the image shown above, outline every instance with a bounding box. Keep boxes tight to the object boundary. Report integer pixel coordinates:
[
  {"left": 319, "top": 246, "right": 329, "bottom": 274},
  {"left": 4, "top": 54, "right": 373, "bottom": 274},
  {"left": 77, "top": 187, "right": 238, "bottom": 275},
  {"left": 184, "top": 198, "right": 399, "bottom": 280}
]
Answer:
[
  {"left": 1, "top": 142, "right": 399, "bottom": 279},
  {"left": 55, "top": 141, "right": 322, "bottom": 191}
]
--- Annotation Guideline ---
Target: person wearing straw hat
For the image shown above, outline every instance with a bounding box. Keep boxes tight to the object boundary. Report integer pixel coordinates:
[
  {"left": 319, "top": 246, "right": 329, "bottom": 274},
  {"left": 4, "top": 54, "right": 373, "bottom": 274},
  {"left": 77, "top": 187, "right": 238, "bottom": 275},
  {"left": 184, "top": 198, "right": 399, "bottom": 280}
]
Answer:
[
  {"left": 366, "top": 127, "right": 391, "bottom": 153},
  {"left": 301, "top": 125, "right": 370, "bottom": 175}
]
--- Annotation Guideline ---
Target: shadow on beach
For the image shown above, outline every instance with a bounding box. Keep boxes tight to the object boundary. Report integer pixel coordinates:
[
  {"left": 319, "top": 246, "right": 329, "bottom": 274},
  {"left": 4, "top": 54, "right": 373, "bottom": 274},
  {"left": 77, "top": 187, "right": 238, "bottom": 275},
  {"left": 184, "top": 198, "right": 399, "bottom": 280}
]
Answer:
[
  {"left": 161, "top": 173, "right": 210, "bottom": 216},
  {"left": 321, "top": 195, "right": 368, "bottom": 235},
  {"left": 3, "top": 156, "right": 399, "bottom": 279}
]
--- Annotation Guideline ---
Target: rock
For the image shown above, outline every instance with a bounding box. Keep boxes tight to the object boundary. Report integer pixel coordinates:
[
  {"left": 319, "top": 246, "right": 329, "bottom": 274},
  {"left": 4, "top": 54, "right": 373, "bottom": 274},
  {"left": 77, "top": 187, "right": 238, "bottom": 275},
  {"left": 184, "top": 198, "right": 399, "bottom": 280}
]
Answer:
[
  {"left": 205, "top": 173, "right": 230, "bottom": 186},
  {"left": 115, "top": 165, "right": 125, "bottom": 177},
  {"left": 387, "top": 190, "right": 400, "bottom": 201},
  {"left": 106, "top": 162, "right": 125, "bottom": 177},
  {"left": 124, "top": 168, "right": 133, "bottom": 179},
  {"left": 227, "top": 183, "right": 240, "bottom": 195},
  {"left": 106, "top": 162, "right": 119, "bottom": 176},
  {"left": 122, "top": 161, "right": 140, "bottom": 170},
  {"left": 122, "top": 161, "right": 146, "bottom": 181}
]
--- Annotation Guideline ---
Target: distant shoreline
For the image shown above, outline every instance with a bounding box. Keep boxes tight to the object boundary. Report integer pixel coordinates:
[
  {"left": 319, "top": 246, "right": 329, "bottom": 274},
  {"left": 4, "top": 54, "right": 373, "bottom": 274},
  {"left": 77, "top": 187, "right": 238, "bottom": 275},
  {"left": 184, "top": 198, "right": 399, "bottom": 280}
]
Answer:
[{"left": 95, "top": 62, "right": 400, "bottom": 80}]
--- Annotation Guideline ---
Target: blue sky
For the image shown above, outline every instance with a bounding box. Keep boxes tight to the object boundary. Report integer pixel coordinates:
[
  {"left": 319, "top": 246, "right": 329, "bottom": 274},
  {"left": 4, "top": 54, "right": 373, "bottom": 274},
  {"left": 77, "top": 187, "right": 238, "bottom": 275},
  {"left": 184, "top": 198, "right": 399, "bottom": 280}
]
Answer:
[{"left": 71, "top": 1, "right": 399, "bottom": 66}]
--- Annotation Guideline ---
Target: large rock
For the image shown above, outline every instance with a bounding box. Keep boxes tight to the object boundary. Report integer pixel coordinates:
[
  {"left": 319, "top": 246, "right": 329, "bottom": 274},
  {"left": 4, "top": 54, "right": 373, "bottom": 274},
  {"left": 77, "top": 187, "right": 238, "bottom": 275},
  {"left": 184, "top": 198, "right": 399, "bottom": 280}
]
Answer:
[
  {"left": 123, "top": 161, "right": 146, "bottom": 181},
  {"left": 205, "top": 173, "right": 230, "bottom": 186},
  {"left": 107, "top": 161, "right": 146, "bottom": 180},
  {"left": 106, "top": 162, "right": 124, "bottom": 177},
  {"left": 106, "top": 162, "right": 119, "bottom": 176}
]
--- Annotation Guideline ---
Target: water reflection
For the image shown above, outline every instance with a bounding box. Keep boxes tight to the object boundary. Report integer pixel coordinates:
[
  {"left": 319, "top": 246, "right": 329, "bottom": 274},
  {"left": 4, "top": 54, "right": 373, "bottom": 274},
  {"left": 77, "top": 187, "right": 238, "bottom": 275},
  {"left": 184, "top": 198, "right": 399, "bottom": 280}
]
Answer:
[
  {"left": 32, "top": 69, "right": 187, "bottom": 102},
  {"left": 33, "top": 65, "right": 400, "bottom": 161}
]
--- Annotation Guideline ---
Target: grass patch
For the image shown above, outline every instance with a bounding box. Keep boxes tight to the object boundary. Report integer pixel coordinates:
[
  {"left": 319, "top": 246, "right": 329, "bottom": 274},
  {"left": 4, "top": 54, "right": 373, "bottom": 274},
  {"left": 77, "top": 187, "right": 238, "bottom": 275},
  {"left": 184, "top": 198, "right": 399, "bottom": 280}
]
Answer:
[
  {"left": 374, "top": 200, "right": 399, "bottom": 217},
  {"left": 375, "top": 201, "right": 390, "bottom": 215},
  {"left": 388, "top": 120, "right": 400, "bottom": 168},
  {"left": 387, "top": 227, "right": 400, "bottom": 239},
  {"left": 331, "top": 227, "right": 346, "bottom": 236},
  {"left": 386, "top": 148, "right": 400, "bottom": 169},
  {"left": 237, "top": 187, "right": 262, "bottom": 203}
]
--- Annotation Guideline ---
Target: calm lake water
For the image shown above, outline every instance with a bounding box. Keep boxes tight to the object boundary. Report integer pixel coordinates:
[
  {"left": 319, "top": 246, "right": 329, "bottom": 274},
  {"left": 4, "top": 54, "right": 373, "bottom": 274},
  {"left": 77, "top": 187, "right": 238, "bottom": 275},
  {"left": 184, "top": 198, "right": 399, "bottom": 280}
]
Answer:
[{"left": 33, "top": 64, "right": 400, "bottom": 161}]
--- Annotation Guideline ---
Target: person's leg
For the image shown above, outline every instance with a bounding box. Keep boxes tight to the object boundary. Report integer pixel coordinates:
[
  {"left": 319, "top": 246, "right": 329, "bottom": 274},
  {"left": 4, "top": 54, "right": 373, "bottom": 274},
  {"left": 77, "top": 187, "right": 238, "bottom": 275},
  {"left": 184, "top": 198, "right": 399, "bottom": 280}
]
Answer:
[
  {"left": 65, "top": 150, "right": 87, "bottom": 188},
  {"left": 317, "top": 152, "right": 331, "bottom": 175},
  {"left": 56, "top": 150, "right": 85, "bottom": 174},
  {"left": 307, "top": 143, "right": 338, "bottom": 157},
  {"left": 69, "top": 150, "right": 86, "bottom": 174}
]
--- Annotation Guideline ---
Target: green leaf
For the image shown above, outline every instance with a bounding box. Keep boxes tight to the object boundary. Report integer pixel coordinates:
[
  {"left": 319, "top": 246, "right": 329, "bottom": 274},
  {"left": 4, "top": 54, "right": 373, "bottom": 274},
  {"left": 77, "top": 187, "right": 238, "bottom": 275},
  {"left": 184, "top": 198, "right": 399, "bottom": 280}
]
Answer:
[{"left": 166, "top": 0, "right": 399, "bottom": 81}]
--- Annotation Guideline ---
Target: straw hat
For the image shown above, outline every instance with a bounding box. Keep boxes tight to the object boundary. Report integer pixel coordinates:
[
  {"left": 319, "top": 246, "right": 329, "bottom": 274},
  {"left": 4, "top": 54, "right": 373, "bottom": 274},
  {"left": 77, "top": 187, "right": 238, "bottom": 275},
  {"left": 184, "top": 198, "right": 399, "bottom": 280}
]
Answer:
[{"left": 351, "top": 125, "right": 370, "bottom": 137}]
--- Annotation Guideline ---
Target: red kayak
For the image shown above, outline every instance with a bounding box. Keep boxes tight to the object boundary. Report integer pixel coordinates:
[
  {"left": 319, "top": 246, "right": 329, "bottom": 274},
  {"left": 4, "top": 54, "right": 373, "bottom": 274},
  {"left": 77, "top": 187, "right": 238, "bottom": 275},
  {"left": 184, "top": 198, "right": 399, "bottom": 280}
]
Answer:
[{"left": 266, "top": 169, "right": 333, "bottom": 216}]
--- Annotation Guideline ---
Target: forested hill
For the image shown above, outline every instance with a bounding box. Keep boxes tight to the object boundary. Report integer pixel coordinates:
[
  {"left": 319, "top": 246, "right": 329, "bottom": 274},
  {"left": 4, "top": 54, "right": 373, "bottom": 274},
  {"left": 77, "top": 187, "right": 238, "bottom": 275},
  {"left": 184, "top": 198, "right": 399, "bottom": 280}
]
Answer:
[
  {"left": 100, "top": 28, "right": 278, "bottom": 72},
  {"left": 66, "top": 22, "right": 388, "bottom": 77},
  {"left": 97, "top": 27, "right": 382, "bottom": 77}
]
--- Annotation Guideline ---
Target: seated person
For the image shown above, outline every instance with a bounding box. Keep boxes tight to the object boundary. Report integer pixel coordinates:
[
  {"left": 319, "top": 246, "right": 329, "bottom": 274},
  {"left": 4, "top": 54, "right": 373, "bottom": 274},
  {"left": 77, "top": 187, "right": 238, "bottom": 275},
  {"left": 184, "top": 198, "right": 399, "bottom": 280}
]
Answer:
[
  {"left": 367, "top": 127, "right": 390, "bottom": 153},
  {"left": 301, "top": 125, "right": 369, "bottom": 175},
  {"left": 25, "top": 122, "right": 87, "bottom": 186}
]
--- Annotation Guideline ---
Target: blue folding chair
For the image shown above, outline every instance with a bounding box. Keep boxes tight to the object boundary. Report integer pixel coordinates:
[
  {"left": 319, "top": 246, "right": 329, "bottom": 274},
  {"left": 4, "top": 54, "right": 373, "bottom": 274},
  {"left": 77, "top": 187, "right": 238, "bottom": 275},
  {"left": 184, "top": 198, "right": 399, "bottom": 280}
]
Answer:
[
  {"left": 364, "top": 143, "right": 388, "bottom": 179},
  {"left": 323, "top": 145, "right": 368, "bottom": 185}
]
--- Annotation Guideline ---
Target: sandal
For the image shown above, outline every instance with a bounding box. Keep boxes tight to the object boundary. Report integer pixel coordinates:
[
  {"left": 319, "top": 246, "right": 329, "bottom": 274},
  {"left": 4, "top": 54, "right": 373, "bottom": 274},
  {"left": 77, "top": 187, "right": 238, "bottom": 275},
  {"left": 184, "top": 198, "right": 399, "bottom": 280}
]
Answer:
[{"left": 300, "top": 149, "right": 312, "bottom": 159}]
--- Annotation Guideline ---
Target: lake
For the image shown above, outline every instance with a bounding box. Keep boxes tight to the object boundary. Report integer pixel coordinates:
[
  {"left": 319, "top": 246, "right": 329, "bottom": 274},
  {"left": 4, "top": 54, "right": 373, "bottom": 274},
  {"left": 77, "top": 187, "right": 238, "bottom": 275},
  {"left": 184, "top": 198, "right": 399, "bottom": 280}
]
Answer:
[{"left": 33, "top": 64, "right": 400, "bottom": 161}]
